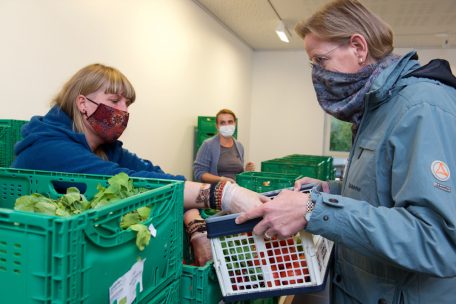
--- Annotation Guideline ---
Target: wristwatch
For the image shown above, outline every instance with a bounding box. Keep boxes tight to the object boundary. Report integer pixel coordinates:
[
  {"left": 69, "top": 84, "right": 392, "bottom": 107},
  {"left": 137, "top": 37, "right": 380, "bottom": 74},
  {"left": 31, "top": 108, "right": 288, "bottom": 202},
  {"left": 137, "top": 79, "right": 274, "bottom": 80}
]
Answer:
[{"left": 305, "top": 194, "right": 315, "bottom": 222}]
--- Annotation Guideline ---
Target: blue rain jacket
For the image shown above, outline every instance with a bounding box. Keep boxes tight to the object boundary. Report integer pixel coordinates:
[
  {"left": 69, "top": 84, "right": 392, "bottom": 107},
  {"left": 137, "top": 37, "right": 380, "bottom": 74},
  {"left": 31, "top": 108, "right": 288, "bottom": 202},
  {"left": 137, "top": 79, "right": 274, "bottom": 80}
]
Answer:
[
  {"left": 13, "top": 106, "right": 185, "bottom": 181},
  {"left": 307, "top": 51, "right": 456, "bottom": 303}
]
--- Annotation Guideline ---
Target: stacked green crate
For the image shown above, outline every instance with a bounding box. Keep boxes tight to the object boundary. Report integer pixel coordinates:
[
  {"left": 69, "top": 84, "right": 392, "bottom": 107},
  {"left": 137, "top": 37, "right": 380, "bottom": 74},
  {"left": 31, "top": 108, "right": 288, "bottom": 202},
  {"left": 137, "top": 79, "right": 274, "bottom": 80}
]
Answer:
[
  {"left": 182, "top": 221, "right": 223, "bottom": 304},
  {"left": 282, "top": 154, "right": 335, "bottom": 180},
  {"left": 261, "top": 154, "right": 334, "bottom": 180},
  {"left": 0, "top": 119, "right": 27, "bottom": 167},
  {"left": 236, "top": 171, "right": 302, "bottom": 193},
  {"left": 0, "top": 168, "right": 184, "bottom": 304},
  {"left": 181, "top": 261, "right": 223, "bottom": 304}
]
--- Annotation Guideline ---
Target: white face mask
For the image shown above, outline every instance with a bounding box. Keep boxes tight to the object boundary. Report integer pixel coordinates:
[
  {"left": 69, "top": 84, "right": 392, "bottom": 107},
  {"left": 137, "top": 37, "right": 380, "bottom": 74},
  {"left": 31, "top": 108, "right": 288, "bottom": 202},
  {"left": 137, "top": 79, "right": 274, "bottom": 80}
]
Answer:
[{"left": 219, "top": 125, "right": 235, "bottom": 137}]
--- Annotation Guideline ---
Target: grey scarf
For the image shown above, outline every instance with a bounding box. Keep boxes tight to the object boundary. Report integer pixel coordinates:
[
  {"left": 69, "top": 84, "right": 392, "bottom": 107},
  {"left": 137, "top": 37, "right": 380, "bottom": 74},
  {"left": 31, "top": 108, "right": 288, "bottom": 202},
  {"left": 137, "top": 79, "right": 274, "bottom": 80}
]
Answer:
[{"left": 312, "top": 54, "right": 400, "bottom": 135}]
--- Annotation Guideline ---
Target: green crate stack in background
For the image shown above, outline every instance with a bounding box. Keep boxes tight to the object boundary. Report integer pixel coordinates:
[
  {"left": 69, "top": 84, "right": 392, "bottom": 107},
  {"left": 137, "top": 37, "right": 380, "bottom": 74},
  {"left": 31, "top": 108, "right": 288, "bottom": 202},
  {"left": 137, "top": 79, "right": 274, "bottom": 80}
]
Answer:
[
  {"left": 236, "top": 171, "right": 302, "bottom": 193},
  {"left": 181, "top": 261, "right": 223, "bottom": 304},
  {"left": 182, "top": 217, "right": 223, "bottom": 304},
  {"left": 193, "top": 116, "right": 238, "bottom": 159},
  {"left": 261, "top": 154, "right": 334, "bottom": 181},
  {"left": 0, "top": 119, "right": 27, "bottom": 167},
  {"left": 0, "top": 168, "right": 184, "bottom": 304},
  {"left": 282, "top": 154, "right": 335, "bottom": 180}
]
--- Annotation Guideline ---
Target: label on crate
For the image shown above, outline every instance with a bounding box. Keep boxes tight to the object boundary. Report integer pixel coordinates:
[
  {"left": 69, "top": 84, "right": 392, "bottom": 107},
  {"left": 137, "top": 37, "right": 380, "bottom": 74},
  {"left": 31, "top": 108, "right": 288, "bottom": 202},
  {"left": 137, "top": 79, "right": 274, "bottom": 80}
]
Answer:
[
  {"left": 148, "top": 223, "right": 157, "bottom": 237},
  {"left": 109, "top": 259, "right": 146, "bottom": 304}
]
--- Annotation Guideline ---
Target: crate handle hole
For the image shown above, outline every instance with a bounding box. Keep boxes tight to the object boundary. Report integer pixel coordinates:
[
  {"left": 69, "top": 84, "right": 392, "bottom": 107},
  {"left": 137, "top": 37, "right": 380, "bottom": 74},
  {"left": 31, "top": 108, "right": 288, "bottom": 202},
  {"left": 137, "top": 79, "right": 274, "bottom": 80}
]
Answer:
[{"left": 51, "top": 181, "right": 87, "bottom": 194}]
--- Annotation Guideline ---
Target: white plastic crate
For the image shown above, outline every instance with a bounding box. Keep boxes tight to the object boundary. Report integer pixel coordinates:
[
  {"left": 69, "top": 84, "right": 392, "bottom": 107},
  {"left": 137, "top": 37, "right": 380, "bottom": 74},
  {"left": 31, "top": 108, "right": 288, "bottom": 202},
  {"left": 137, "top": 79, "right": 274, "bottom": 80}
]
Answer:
[
  {"left": 206, "top": 185, "right": 333, "bottom": 302},
  {"left": 206, "top": 214, "right": 333, "bottom": 302}
]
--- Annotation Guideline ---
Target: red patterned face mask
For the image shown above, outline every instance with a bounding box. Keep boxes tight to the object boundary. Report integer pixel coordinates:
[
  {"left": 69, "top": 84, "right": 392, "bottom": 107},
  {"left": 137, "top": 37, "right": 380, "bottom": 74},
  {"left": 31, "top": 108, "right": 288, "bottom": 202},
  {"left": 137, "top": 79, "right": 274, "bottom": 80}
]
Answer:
[{"left": 84, "top": 97, "right": 129, "bottom": 142}]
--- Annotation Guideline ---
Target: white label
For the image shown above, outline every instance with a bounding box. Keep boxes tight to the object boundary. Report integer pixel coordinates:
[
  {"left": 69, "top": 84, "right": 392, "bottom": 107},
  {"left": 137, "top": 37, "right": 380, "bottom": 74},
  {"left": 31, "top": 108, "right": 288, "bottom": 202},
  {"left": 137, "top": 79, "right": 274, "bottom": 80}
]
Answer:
[
  {"left": 109, "top": 259, "right": 146, "bottom": 304},
  {"left": 148, "top": 223, "right": 157, "bottom": 237}
]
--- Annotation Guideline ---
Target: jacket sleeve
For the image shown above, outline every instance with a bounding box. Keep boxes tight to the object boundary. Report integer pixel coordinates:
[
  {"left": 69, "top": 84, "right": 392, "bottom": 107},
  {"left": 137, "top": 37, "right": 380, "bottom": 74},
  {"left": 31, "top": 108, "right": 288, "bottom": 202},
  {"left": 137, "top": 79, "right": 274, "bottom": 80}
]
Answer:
[
  {"left": 237, "top": 141, "right": 245, "bottom": 165},
  {"left": 13, "top": 137, "right": 185, "bottom": 181},
  {"left": 307, "top": 100, "right": 456, "bottom": 277},
  {"left": 193, "top": 140, "right": 212, "bottom": 181}
]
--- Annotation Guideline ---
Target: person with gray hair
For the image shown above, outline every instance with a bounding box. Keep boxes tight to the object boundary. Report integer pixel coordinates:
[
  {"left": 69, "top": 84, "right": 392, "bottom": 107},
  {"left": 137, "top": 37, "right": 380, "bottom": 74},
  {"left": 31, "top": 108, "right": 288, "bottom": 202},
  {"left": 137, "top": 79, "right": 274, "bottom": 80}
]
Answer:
[{"left": 236, "top": 0, "right": 456, "bottom": 303}]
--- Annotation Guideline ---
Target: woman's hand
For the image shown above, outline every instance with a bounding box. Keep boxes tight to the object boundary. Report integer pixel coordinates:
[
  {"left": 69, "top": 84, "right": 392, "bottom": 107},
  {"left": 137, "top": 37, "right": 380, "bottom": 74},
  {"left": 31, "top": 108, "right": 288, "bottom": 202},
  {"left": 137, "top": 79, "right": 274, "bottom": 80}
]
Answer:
[
  {"left": 235, "top": 190, "right": 309, "bottom": 239},
  {"left": 221, "top": 183, "right": 270, "bottom": 213},
  {"left": 294, "top": 177, "right": 330, "bottom": 193},
  {"left": 245, "top": 162, "right": 256, "bottom": 171},
  {"left": 190, "top": 232, "right": 213, "bottom": 266},
  {"left": 184, "top": 209, "right": 212, "bottom": 265}
]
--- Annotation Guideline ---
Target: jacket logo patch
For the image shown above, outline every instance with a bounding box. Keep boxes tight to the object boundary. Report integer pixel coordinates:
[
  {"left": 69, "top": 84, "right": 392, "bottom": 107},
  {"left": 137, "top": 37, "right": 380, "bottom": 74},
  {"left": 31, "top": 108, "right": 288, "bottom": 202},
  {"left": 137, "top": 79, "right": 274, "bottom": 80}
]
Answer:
[{"left": 431, "top": 160, "right": 450, "bottom": 181}]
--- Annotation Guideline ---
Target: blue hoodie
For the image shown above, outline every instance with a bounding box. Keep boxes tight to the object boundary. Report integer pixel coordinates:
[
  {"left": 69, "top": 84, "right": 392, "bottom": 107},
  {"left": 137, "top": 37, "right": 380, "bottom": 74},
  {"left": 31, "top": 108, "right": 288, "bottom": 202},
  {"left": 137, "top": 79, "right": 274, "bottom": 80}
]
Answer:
[{"left": 12, "top": 106, "right": 185, "bottom": 181}]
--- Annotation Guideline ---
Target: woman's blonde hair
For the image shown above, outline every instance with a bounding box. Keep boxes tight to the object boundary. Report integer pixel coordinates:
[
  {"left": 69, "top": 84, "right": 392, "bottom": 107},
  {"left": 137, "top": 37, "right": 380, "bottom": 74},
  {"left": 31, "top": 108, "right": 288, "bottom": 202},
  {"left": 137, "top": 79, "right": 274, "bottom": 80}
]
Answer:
[
  {"left": 52, "top": 63, "right": 136, "bottom": 134},
  {"left": 295, "top": 0, "right": 393, "bottom": 60}
]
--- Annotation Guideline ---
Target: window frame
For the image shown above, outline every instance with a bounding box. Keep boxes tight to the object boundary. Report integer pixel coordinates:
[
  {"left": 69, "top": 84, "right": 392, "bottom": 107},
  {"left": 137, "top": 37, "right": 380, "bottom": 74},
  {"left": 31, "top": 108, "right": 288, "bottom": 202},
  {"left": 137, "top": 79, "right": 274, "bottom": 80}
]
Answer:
[{"left": 322, "top": 114, "right": 351, "bottom": 158}]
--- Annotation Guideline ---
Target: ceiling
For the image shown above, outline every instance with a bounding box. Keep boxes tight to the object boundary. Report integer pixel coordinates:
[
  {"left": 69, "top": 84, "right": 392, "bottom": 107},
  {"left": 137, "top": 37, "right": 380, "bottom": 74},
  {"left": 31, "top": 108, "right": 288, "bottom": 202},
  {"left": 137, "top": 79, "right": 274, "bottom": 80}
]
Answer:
[{"left": 193, "top": 0, "right": 456, "bottom": 50}]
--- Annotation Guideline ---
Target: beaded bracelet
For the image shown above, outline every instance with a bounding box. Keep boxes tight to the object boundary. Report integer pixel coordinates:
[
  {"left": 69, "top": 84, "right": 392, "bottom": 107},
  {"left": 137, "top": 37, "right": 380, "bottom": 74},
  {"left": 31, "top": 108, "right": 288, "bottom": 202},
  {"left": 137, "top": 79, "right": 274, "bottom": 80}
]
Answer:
[
  {"left": 185, "top": 219, "right": 206, "bottom": 235},
  {"left": 187, "top": 224, "right": 207, "bottom": 236},
  {"left": 214, "top": 181, "right": 228, "bottom": 210},
  {"left": 209, "top": 183, "right": 217, "bottom": 209},
  {"left": 186, "top": 219, "right": 205, "bottom": 227},
  {"left": 186, "top": 222, "right": 206, "bottom": 235}
]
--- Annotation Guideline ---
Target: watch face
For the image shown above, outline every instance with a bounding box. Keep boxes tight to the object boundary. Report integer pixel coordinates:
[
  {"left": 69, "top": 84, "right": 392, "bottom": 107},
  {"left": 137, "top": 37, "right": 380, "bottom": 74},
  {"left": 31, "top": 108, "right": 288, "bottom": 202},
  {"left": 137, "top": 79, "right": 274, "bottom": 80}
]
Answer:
[{"left": 305, "top": 211, "right": 313, "bottom": 222}]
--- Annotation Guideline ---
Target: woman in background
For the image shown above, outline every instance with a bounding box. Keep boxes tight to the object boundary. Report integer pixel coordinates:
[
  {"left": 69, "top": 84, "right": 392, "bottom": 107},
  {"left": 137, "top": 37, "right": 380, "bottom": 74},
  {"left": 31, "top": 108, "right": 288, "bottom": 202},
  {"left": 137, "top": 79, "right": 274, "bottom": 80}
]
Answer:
[{"left": 193, "top": 108, "right": 255, "bottom": 183}]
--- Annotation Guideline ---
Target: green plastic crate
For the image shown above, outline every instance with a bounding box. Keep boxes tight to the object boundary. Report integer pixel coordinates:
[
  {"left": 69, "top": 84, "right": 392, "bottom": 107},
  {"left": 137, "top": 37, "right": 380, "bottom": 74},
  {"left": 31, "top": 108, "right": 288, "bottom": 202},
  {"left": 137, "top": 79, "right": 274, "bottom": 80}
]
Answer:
[
  {"left": 236, "top": 171, "right": 303, "bottom": 193},
  {"left": 261, "top": 155, "right": 333, "bottom": 181},
  {"left": 199, "top": 208, "right": 218, "bottom": 219},
  {"left": 197, "top": 116, "right": 217, "bottom": 134},
  {"left": 0, "top": 119, "right": 27, "bottom": 167},
  {"left": 0, "top": 168, "right": 184, "bottom": 304},
  {"left": 195, "top": 129, "right": 217, "bottom": 151},
  {"left": 182, "top": 262, "right": 223, "bottom": 304},
  {"left": 282, "top": 154, "right": 334, "bottom": 180},
  {"left": 140, "top": 278, "right": 181, "bottom": 304}
]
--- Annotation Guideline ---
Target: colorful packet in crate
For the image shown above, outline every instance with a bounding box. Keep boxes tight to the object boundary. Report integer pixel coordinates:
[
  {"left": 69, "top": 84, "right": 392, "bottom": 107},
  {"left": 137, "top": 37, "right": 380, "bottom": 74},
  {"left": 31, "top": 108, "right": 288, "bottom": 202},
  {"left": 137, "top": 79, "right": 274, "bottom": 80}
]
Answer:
[{"left": 206, "top": 185, "right": 333, "bottom": 302}]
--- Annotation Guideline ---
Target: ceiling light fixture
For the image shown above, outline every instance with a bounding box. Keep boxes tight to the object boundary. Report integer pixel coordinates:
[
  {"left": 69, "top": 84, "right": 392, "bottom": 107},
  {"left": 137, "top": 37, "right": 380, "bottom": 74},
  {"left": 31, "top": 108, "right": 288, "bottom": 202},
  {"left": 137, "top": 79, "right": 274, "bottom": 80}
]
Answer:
[
  {"left": 275, "top": 20, "right": 291, "bottom": 43},
  {"left": 268, "top": 0, "right": 291, "bottom": 43}
]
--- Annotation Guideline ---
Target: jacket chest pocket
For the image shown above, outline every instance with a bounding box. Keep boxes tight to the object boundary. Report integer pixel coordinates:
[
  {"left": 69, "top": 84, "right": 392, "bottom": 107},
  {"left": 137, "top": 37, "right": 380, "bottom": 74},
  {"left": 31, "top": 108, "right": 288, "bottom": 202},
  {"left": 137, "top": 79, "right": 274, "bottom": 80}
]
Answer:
[{"left": 344, "top": 139, "right": 378, "bottom": 203}]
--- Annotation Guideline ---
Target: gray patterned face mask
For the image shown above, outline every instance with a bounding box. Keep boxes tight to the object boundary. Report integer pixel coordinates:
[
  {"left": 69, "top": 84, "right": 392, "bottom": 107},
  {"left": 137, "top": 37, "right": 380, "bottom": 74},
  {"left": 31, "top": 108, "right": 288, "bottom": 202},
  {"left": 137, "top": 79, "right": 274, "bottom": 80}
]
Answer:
[
  {"left": 312, "top": 63, "right": 377, "bottom": 125},
  {"left": 311, "top": 54, "right": 399, "bottom": 133}
]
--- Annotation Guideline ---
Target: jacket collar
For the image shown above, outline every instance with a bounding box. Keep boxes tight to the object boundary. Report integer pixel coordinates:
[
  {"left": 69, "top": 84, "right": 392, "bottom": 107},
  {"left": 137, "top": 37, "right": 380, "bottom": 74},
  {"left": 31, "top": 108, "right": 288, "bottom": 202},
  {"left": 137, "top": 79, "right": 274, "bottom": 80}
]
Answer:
[{"left": 366, "top": 51, "right": 421, "bottom": 109}]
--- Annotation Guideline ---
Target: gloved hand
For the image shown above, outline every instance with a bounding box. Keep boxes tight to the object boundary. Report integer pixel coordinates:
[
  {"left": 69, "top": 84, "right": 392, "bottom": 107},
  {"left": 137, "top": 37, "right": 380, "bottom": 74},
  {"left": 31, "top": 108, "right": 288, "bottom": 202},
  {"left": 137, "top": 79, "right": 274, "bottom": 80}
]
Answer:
[
  {"left": 221, "top": 182, "right": 270, "bottom": 213},
  {"left": 190, "top": 232, "right": 213, "bottom": 266}
]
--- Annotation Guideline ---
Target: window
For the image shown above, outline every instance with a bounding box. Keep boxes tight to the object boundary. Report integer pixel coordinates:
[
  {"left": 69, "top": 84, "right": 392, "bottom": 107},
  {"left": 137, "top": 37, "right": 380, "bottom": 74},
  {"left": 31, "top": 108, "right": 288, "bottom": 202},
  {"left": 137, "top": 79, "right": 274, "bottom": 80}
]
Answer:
[{"left": 323, "top": 115, "right": 352, "bottom": 157}]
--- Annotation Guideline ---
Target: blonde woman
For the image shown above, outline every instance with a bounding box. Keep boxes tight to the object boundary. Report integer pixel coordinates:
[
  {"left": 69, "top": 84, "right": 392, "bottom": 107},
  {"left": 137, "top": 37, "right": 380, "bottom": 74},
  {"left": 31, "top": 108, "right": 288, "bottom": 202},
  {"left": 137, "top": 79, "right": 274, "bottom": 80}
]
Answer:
[{"left": 13, "top": 63, "right": 268, "bottom": 265}]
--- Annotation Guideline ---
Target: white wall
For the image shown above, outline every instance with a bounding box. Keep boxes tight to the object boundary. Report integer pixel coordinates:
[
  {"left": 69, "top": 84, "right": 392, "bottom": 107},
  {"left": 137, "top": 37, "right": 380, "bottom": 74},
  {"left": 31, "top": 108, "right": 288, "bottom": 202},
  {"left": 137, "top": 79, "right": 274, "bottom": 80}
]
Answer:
[
  {"left": 0, "top": 0, "right": 253, "bottom": 179},
  {"left": 249, "top": 48, "right": 456, "bottom": 165},
  {"left": 2, "top": 0, "right": 456, "bottom": 177},
  {"left": 249, "top": 50, "right": 325, "bottom": 166}
]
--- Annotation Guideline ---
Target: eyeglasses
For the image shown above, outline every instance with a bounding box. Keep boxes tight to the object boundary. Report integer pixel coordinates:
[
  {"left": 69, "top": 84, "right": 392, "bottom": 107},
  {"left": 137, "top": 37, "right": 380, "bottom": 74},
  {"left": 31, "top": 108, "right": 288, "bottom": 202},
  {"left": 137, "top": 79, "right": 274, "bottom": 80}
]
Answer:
[{"left": 309, "top": 44, "right": 345, "bottom": 68}]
